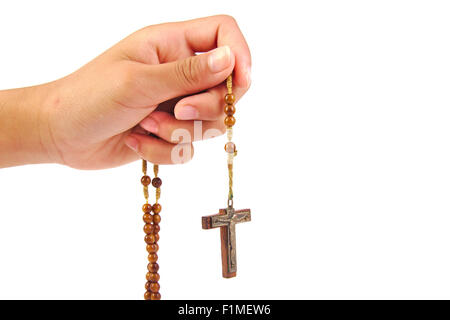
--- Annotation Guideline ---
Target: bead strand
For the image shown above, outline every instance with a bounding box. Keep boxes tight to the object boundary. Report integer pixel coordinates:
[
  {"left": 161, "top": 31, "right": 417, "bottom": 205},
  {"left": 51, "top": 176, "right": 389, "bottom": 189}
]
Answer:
[
  {"left": 224, "top": 75, "right": 237, "bottom": 205},
  {"left": 142, "top": 160, "right": 162, "bottom": 300},
  {"left": 141, "top": 160, "right": 150, "bottom": 203}
]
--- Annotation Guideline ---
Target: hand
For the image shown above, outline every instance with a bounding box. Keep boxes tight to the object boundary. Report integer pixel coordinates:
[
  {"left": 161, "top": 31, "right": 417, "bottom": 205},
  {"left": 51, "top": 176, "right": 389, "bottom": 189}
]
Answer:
[{"left": 0, "top": 15, "right": 251, "bottom": 169}]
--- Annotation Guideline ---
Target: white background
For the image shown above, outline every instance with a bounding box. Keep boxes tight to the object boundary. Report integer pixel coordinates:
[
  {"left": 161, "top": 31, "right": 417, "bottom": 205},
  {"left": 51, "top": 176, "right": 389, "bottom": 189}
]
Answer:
[{"left": 1, "top": 0, "right": 450, "bottom": 299}]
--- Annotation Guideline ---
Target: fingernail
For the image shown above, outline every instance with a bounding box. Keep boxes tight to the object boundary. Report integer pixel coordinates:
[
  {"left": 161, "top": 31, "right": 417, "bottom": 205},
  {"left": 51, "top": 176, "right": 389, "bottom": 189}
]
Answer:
[
  {"left": 208, "top": 46, "right": 231, "bottom": 73},
  {"left": 245, "top": 66, "right": 252, "bottom": 88},
  {"left": 176, "top": 105, "right": 199, "bottom": 120},
  {"left": 140, "top": 117, "right": 159, "bottom": 134},
  {"left": 125, "top": 135, "right": 139, "bottom": 152}
]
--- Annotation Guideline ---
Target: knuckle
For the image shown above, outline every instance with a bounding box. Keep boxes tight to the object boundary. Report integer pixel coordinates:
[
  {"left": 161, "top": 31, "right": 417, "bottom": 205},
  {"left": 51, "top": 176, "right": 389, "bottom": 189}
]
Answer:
[
  {"left": 175, "top": 56, "right": 200, "bottom": 88},
  {"left": 217, "top": 14, "right": 237, "bottom": 26}
]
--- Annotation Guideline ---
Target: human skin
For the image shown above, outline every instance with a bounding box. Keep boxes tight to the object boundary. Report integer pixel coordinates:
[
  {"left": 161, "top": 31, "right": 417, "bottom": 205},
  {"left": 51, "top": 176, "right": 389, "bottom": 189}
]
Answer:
[{"left": 0, "top": 15, "right": 251, "bottom": 169}]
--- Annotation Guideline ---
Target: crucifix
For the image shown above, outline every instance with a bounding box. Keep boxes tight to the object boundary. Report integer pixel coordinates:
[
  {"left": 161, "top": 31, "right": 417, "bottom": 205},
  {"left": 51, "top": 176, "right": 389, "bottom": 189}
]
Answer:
[
  {"left": 202, "top": 204, "right": 251, "bottom": 278},
  {"left": 200, "top": 75, "right": 251, "bottom": 279}
]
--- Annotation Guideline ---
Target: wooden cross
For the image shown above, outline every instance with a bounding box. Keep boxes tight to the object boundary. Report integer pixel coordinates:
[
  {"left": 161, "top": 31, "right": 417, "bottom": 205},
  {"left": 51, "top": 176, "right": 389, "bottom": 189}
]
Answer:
[{"left": 202, "top": 206, "right": 251, "bottom": 278}]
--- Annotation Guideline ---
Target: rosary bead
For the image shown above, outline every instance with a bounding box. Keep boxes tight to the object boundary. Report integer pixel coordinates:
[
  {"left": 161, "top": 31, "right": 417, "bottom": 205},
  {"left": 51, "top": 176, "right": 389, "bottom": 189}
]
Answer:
[
  {"left": 148, "top": 253, "right": 158, "bottom": 263},
  {"left": 146, "top": 244, "right": 159, "bottom": 253},
  {"left": 151, "top": 292, "right": 161, "bottom": 300},
  {"left": 144, "top": 291, "right": 152, "bottom": 300},
  {"left": 152, "top": 203, "right": 162, "bottom": 214},
  {"left": 148, "top": 263, "right": 159, "bottom": 273},
  {"left": 144, "top": 224, "right": 155, "bottom": 235},
  {"left": 148, "top": 244, "right": 159, "bottom": 253},
  {"left": 149, "top": 282, "right": 160, "bottom": 293},
  {"left": 224, "top": 142, "right": 236, "bottom": 154},
  {"left": 153, "top": 214, "right": 161, "bottom": 224},
  {"left": 152, "top": 177, "right": 162, "bottom": 188},
  {"left": 143, "top": 213, "right": 153, "bottom": 224},
  {"left": 142, "top": 203, "right": 152, "bottom": 213},
  {"left": 142, "top": 162, "right": 162, "bottom": 301},
  {"left": 225, "top": 93, "right": 236, "bottom": 104},
  {"left": 146, "top": 272, "right": 160, "bottom": 282},
  {"left": 144, "top": 234, "right": 156, "bottom": 244},
  {"left": 224, "top": 116, "right": 236, "bottom": 127},
  {"left": 145, "top": 234, "right": 156, "bottom": 244},
  {"left": 145, "top": 236, "right": 156, "bottom": 247},
  {"left": 141, "top": 175, "right": 151, "bottom": 186},
  {"left": 224, "top": 104, "right": 235, "bottom": 116}
]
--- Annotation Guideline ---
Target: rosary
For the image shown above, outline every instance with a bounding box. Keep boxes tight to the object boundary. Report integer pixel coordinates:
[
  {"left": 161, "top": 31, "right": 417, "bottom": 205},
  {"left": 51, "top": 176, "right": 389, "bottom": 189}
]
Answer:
[{"left": 139, "top": 74, "right": 251, "bottom": 300}]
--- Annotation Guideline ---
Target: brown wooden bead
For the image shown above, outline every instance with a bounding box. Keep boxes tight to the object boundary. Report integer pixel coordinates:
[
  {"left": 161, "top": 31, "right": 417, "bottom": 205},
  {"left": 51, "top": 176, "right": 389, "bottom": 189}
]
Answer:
[
  {"left": 145, "top": 281, "right": 152, "bottom": 291},
  {"left": 144, "top": 224, "right": 155, "bottom": 235},
  {"left": 146, "top": 272, "right": 160, "bottom": 282},
  {"left": 141, "top": 175, "right": 151, "bottom": 186},
  {"left": 148, "top": 253, "right": 158, "bottom": 263},
  {"left": 152, "top": 177, "right": 162, "bottom": 188},
  {"left": 145, "top": 234, "right": 156, "bottom": 244},
  {"left": 143, "top": 213, "right": 153, "bottom": 224},
  {"left": 151, "top": 292, "right": 161, "bottom": 300},
  {"left": 225, "top": 93, "right": 235, "bottom": 104},
  {"left": 145, "top": 233, "right": 158, "bottom": 244},
  {"left": 155, "top": 233, "right": 160, "bottom": 242},
  {"left": 149, "top": 282, "right": 160, "bottom": 293},
  {"left": 224, "top": 116, "right": 236, "bottom": 127},
  {"left": 224, "top": 104, "right": 235, "bottom": 116},
  {"left": 142, "top": 203, "right": 152, "bottom": 213},
  {"left": 148, "top": 263, "right": 159, "bottom": 272},
  {"left": 154, "top": 224, "right": 160, "bottom": 233},
  {"left": 153, "top": 214, "right": 161, "bottom": 224},
  {"left": 144, "top": 291, "right": 152, "bottom": 300},
  {"left": 146, "top": 244, "right": 159, "bottom": 253},
  {"left": 152, "top": 203, "right": 161, "bottom": 214},
  {"left": 146, "top": 243, "right": 159, "bottom": 253}
]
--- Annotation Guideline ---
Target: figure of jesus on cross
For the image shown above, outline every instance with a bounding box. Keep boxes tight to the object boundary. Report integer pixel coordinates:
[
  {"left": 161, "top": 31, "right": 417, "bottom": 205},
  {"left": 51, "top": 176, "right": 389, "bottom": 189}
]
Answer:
[{"left": 202, "top": 205, "right": 251, "bottom": 278}]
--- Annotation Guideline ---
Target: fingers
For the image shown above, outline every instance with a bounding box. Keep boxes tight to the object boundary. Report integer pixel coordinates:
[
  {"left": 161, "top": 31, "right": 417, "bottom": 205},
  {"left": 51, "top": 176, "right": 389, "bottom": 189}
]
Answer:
[
  {"left": 139, "top": 111, "right": 225, "bottom": 143},
  {"left": 168, "top": 15, "right": 252, "bottom": 89},
  {"left": 118, "top": 15, "right": 251, "bottom": 165},
  {"left": 128, "top": 109, "right": 225, "bottom": 164},
  {"left": 174, "top": 81, "right": 248, "bottom": 121},
  {"left": 124, "top": 133, "right": 193, "bottom": 164},
  {"left": 123, "top": 15, "right": 251, "bottom": 96},
  {"left": 138, "top": 45, "right": 235, "bottom": 106},
  {"left": 115, "top": 15, "right": 251, "bottom": 111},
  {"left": 174, "top": 90, "right": 223, "bottom": 121}
]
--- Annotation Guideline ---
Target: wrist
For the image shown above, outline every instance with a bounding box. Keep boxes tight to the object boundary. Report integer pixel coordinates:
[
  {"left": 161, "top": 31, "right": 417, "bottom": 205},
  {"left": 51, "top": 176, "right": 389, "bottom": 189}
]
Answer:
[{"left": 0, "top": 82, "right": 62, "bottom": 167}]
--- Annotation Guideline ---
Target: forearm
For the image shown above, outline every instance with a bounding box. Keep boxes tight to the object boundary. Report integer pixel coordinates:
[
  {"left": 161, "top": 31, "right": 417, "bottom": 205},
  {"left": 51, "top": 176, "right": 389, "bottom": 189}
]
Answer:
[{"left": 0, "top": 84, "right": 56, "bottom": 168}]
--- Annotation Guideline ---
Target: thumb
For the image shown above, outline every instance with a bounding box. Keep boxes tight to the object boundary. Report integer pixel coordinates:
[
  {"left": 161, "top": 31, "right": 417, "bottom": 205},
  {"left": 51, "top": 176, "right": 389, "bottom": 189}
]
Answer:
[{"left": 148, "top": 46, "right": 235, "bottom": 103}]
